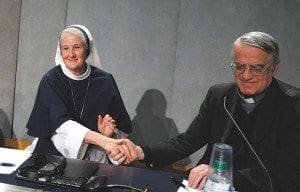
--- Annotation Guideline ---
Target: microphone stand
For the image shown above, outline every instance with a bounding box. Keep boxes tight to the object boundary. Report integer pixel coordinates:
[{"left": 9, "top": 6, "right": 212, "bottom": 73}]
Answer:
[{"left": 223, "top": 97, "right": 273, "bottom": 192}]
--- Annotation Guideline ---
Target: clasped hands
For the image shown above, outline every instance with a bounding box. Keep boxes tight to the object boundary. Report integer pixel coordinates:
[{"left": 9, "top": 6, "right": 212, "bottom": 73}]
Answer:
[
  {"left": 97, "top": 115, "right": 143, "bottom": 164},
  {"left": 107, "top": 138, "right": 143, "bottom": 165},
  {"left": 98, "top": 114, "right": 142, "bottom": 164}
]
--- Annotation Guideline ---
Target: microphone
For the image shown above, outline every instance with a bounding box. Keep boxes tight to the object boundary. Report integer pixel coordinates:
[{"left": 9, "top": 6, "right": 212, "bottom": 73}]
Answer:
[{"left": 223, "top": 97, "right": 273, "bottom": 192}]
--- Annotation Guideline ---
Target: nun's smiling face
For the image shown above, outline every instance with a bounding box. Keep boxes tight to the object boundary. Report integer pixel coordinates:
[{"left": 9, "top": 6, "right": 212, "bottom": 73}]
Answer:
[{"left": 60, "top": 32, "right": 87, "bottom": 76}]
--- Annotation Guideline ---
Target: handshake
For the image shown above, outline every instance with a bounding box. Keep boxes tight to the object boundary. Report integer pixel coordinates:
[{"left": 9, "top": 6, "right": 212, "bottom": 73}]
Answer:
[
  {"left": 96, "top": 115, "right": 144, "bottom": 165},
  {"left": 106, "top": 138, "right": 145, "bottom": 165}
]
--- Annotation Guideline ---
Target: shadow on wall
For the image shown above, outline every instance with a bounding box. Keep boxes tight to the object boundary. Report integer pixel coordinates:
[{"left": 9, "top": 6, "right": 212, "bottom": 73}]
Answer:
[
  {"left": 129, "top": 89, "right": 191, "bottom": 165},
  {"left": 0, "top": 108, "right": 12, "bottom": 146}
]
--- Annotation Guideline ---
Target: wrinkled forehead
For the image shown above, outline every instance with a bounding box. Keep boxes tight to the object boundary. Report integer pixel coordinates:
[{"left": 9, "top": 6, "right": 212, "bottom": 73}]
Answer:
[{"left": 233, "top": 42, "right": 271, "bottom": 63}]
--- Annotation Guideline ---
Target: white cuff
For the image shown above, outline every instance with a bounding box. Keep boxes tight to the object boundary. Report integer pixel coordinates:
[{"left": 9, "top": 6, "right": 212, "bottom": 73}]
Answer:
[{"left": 51, "top": 120, "right": 89, "bottom": 159}]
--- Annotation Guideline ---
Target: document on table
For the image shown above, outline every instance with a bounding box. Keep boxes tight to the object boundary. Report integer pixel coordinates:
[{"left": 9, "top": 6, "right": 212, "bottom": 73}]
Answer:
[
  {"left": 177, "top": 179, "right": 203, "bottom": 192},
  {"left": 0, "top": 147, "right": 32, "bottom": 174}
]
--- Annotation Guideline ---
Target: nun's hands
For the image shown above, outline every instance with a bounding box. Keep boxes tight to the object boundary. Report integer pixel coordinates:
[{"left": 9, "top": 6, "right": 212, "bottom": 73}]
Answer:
[{"left": 98, "top": 114, "right": 116, "bottom": 137}]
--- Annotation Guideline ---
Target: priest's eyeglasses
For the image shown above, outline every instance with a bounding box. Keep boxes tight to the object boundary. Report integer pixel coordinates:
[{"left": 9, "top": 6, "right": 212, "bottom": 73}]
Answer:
[{"left": 230, "top": 62, "right": 272, "bottom": 75}]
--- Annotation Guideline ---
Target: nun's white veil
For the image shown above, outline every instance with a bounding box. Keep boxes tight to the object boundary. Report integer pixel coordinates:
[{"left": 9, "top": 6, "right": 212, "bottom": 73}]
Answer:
[{"left": 55, "top": 24, "right": 101, "bottom": 80}]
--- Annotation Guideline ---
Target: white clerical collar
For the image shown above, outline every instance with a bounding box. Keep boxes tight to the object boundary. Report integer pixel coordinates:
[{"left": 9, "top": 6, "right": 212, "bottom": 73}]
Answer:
[
  {"left": 60, "top": 63, "right": 91, "bottom": 81},
  {"left": 237, "top": 89, "right": 266, "bottom": 104},
  {"left": 237, "top": 90, "right": 254, "bottom": 103},
  {"left": 244, "top": 97, "right": 255, "bottom": 104}
]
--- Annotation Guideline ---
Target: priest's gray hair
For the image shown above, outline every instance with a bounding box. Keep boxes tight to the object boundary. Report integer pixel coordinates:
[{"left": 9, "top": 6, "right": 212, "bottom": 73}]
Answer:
[{"left": 231, "top": 31, "right": 280, "bottom": 67}]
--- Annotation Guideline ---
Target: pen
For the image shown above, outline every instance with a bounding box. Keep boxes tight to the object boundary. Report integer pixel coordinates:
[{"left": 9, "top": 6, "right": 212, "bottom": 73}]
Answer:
[
  {"left": 0, "top": 162, "right": 16, "bottom": 167},
  {"left": 170, "top": 176, "right": 187, "bottom": 189}
]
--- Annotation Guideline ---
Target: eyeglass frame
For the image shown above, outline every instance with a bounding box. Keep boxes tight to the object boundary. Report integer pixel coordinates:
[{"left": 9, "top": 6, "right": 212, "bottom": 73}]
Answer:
[{"left": 230, "top": 62, "right": 273, "bottom": 75}]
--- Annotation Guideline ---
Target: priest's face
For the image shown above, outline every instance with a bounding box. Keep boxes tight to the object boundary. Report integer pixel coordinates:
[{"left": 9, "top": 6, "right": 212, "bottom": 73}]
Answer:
[
  {"left": 60, "top": 32, "right": 87, "bottom": 76},
  {"left": 233, "top": 42, "right": 278, "bottom": 96}
]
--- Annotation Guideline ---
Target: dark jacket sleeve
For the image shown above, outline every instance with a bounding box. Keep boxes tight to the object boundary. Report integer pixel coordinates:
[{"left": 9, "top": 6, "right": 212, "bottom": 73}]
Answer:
[{"left": 143, "top": 86, "right": 217, "bottom": 168}]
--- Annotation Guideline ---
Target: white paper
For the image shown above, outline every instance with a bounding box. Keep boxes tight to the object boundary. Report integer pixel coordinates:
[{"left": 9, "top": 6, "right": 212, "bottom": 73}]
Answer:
[
  {"left": 0, "top": 147, "right": 32, "bottom": 174},
  {"left": 177, "top": 179, "right": 203, "bottom": 192}
]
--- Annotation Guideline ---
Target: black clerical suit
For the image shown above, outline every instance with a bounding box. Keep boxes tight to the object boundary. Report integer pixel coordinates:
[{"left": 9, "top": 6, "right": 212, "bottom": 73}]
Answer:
[
  {"left": 27, "top": 65, "right": 132, "bottom": 156},
  {"left": 142, "top": 78, "right": 300, "bottom": 192}
]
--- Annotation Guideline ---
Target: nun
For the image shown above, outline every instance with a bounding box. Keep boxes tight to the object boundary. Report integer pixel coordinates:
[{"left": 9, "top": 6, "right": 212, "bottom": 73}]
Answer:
[{"left": 26, "top": 24, "right": 132, "bottom": 163}]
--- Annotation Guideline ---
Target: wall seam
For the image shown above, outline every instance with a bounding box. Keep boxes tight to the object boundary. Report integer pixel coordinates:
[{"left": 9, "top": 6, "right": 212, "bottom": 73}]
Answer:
[
  {"left": 64, "top": 0, "right": 69, "bottom": 27},
  {"left": 169, "top": 0, "right": 181, "bottom": 132},
  {"left": 11, "top": 0, "right": 23, "bottom": 138}
]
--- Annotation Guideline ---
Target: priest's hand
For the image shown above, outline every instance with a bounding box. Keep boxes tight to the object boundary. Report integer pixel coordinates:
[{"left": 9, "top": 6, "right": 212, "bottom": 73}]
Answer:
[
  {"left": 98, "top": 114, "right": 116, "bottom": 137},
  {"left": 188, "top": 164, "right": 209, "bottom": 190}
]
